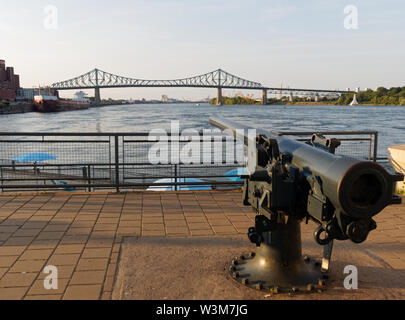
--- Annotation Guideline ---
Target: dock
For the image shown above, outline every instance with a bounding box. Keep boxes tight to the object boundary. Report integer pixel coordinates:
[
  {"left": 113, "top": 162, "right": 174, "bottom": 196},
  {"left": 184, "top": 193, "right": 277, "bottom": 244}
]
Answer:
[{"left": 0, "top": 191, "right": 404, "bottom": 300}]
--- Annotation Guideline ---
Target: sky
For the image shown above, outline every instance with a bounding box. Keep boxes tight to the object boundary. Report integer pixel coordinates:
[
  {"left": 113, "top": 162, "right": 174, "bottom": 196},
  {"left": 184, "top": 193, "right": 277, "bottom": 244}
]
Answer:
[{"left": 1, "top": 0, "right": 404, "bottom": 100}]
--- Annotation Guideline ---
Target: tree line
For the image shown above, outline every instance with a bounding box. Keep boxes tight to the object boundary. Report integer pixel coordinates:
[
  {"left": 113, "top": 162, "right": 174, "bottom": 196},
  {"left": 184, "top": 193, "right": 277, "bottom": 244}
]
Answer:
[
  {"left": 209, "top": 87, "right": 405, "bottom": 106},
  {"left": 337, "top": 87, "right": 405, "bottom": 105}
]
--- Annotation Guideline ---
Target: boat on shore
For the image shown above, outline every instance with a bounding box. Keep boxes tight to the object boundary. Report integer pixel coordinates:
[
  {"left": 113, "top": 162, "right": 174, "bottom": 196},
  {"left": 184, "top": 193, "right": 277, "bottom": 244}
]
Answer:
[
  {"left": 388, "top": 145, "right": 405, "bottom": 193},
  {"left": 34, "top": 95, "right": 90, "bottom": 113}
]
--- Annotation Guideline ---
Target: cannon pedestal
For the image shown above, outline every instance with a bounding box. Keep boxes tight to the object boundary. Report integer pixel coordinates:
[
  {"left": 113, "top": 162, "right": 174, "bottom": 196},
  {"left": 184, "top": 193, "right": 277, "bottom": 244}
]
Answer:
[{"left": 228, "top": 218, "right": 327, "bottom": 294}]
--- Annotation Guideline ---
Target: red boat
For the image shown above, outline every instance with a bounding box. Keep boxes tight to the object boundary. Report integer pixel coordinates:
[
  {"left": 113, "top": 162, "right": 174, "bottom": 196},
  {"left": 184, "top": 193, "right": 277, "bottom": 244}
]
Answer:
[{"left": 34, "top": 95, "right": 90, "bottom": 113}]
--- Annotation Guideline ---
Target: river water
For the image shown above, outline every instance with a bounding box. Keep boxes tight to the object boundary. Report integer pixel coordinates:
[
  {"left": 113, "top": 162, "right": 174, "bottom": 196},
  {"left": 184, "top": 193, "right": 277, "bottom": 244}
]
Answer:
[{"left": 0, "top": 103, "right": 404, "bottom": 157}]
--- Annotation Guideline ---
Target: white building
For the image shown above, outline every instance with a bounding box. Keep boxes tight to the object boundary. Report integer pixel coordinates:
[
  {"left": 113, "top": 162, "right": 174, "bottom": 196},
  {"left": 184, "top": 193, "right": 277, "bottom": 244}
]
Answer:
[{"left": 72, "top": 91, "right": 90, "bottom": 102}]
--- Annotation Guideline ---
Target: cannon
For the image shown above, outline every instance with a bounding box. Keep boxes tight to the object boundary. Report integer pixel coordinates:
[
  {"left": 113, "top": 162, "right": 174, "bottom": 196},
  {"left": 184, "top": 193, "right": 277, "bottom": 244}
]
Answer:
[{"left": 210, "top": 116, "right": 403, "bottom": 293}]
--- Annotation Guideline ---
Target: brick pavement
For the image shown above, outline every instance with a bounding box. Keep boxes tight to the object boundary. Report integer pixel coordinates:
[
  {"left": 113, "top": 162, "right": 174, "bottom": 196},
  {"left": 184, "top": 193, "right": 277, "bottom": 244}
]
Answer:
[{"left": 0, "top": 191, "right": 403, "bottom": 300}]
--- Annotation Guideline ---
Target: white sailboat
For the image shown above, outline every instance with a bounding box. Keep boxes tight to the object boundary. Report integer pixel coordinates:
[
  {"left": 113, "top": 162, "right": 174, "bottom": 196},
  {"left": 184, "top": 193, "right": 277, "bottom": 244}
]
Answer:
[{"left": 350, "top": 94, "right": 359, "bottom": 106}]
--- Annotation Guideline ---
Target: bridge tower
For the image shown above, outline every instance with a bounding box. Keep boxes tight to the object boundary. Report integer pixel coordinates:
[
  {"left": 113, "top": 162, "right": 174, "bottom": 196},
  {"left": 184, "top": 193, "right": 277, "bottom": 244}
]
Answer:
[
  {"left": 262, "top": 89, "right": 268, "bottom": 105},
  {"left": 94, "top": 68, "right": 101, "bottom": 105},
  {"left": 94, "top": 87, "right": 101, "bottom": 105},
  {"left": 216, "top": 88, "right": 223, "bottom": 106},
  {"left": 216, "top": 69, "right": 223, "bottom": 106}
]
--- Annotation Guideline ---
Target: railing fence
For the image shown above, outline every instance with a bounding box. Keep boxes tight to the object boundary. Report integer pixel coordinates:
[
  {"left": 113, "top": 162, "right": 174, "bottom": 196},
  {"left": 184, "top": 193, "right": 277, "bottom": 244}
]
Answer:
[{"left": 0, "top": 131, "right": 379, "bottom": 193}]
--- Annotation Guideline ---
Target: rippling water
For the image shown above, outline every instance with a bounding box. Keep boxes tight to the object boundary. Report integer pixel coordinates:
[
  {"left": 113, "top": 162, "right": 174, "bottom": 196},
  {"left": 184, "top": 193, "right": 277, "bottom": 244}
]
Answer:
[{"left": 1, "top": 103, "right": 404, "bottom": 156}]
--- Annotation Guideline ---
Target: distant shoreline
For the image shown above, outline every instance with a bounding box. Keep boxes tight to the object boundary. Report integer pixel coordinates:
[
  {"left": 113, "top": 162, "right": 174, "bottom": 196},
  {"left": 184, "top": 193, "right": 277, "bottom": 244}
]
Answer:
[
  {"left": 286, "top": 102, "right": 402, "bottom": 106},
  {"left": 210, "top": 101, "right": 404, "bottom": 107},
  {"left": 210, "top": 102, "right": 403, "bottom": 107}
]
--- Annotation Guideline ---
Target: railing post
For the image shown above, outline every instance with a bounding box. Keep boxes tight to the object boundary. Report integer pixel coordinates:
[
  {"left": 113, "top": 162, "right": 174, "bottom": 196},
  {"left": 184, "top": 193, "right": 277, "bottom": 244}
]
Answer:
[
  {"left": 0, "top": 166, "right": 3, "bottom": 193},
  {"left": 373, "top": 132, "right": 379, "bottom": 162},
  {"left": 115, "top": 135, "right": 120, "bottom": 192},
  {"left": 174, "top": 164, "right": 178, "bottom": 191},
  {"left": 87, "top": 165, "right": 91, "bottom": 192}
]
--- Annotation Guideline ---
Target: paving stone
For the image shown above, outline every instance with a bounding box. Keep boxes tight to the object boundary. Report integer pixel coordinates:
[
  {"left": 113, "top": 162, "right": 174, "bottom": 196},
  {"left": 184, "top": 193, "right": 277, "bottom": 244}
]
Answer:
[
  {"left": 24, "top": 294, "right": 62, "bottom": 300},
  {"left": 9, "top": 260, "right": 46, "bottom": 273},
  {"left": 142, "top": 224, "right": 165, "bottom": 231},
  {"left": 164, "top": 214, "right": 185, "bottom": 220},
  {"left": 97, "top": 218, "right": 120, "bottom": 224},
  {"left": 142, "top": 230, "right": 166, "bottom": 237},
  {"left": 66, "top": 228, "right": 93, "bottom": 236},
  {"left": 86, "top": 237, "right": 115, "bottom": 248},
  {"left": 188, "top": 223, "right": 212, "bottom": 230},
  {"left": 4, "top": 237, "right": 34, "bottom": 246},
  {"left": 0, "top": 268, "right": 8, "bottom": 279},
  {"left": 63, "top": 285, "right": 102, "bottom": 300},
  {"left": 70, "top": 270, "right": 106, "bottom": 285},
  {"left": 0, "top": 287, "right": 28, "bottom": 300},
  {"left": 0, "top": 226, "right": 19, "bottom": 233},
  {"left": 166, "top": 227, "right": 189, "bottom": 235},
  {"left": 101, "top": 291, "right": 112, "bottom": 300},
  {"left": 76, "top": 258, "right": 109, "bottom": 271},
  {"left": 13, "top": 229, "right": 42, "bottom": 237},
  {"left": 190, "top": 230, "right": 215, "bottom": 236},
  {"left": 164, "top": 220, "right": 187, "bottom": 227},
  {"left": 0, "top": 220, "right": 25, "bottom": 227},
  {"left": 60, "top": 235, "right": 89, "bottom": 244},
  {"left": 19, "top": 249, "right": 53, "bottom": 261},
  {"left": 0, "top": 246, "right": 26, "bottom": 256},
  {"left": 116, "top": 227, "right": 140, "bottom": 237},
  {"left": 47, "top": 254, "right": 81, "bottom": 266},
  {"left": 0, "top": 233, "right": 12, "bottom": 241},
  {"left": 93, "top": 224, "right": 117, "bottom": 231},
  {"left": 0, "top": 256, "right": 19, "bottom": 268},
  {"left": 74, "top": 215, "right": 99, "bottom": 221},
  {"left": 102, "top": 276, "right": 115, "bottom": 292},
  {"left": 29, "top": 239, "right": 59, "bottom": 250},
  {"left": 120, "top": 215, "right": 141, "bottom": 221},
  {"left": 0, "top": 272, "right": 38, "bottom": 288},
  {"left": 43, "top": 225, "right": 70, "bottom": 232},
  {"left": 21, "top": 222, "right": 47, "bottom": 229},
  {"left": 118, "top": 220, "right": 141, "bottom": 227},
  {"left": 36, "top": 231, "right": 65, "bottom": 240},
  {"left": 82, "top": 248, "right": 112, "bottom": 259}
]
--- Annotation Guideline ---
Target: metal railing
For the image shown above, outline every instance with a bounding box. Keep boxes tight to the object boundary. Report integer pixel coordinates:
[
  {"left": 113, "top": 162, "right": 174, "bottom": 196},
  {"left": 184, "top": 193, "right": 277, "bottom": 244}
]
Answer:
[
  {"left": 279, "top": 131, "right": 379, "bottom": 162},
  {"left": 0, "top": 131, "right": 379, "bottom": 193}
]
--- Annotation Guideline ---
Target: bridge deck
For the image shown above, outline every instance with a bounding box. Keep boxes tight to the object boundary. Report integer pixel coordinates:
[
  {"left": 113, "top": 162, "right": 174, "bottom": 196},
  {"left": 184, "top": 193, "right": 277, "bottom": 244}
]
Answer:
[{"left": 0, "top": 191, "right": 403, "bottom": 300}]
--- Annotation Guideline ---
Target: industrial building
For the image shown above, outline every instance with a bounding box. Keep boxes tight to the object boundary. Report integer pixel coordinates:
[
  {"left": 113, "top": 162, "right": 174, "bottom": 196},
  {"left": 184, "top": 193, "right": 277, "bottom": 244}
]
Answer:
[
  {"left": 0, "top": 59, "right": 20, "bottom": 101},
  {"left": 16, "top": 88, "right": 57, "bottom": 101}
]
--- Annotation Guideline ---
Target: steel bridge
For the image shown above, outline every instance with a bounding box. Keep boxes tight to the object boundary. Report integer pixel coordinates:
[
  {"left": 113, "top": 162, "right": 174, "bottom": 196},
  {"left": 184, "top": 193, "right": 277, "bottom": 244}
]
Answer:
[{"left": 51, "top": 68, "right": 352, "bottom": 105}]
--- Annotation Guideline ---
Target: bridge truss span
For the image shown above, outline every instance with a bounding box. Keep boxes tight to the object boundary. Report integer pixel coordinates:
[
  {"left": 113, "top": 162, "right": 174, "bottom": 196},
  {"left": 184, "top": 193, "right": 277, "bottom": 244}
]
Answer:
[
  {"left": 51, "top": 68, "right": 264, "bottom": 90},
  {"left": 50, "top": 67, "right": 352, "bottom": 106}
]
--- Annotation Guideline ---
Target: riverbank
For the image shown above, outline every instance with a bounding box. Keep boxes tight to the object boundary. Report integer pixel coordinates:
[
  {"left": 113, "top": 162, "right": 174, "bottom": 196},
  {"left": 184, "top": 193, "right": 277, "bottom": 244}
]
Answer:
[
  {"left": 0, "top": 103, "right": 33, "bottom": 115},
  {"left": 1, "top": 102, "right": 93, "bottom": 115}
]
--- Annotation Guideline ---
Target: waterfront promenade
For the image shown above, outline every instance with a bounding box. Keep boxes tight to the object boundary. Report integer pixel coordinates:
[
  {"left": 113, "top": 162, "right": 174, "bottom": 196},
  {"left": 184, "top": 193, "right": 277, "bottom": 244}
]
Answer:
[{"left": 0, "top": 191, "right": 404, "bottom": 300}]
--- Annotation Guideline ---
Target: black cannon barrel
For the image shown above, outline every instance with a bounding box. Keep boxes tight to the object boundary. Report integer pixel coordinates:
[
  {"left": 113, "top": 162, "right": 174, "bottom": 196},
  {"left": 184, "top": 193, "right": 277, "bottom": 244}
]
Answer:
[{"left": 209, "top": 116, "right": 402, "bottom": 219}]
